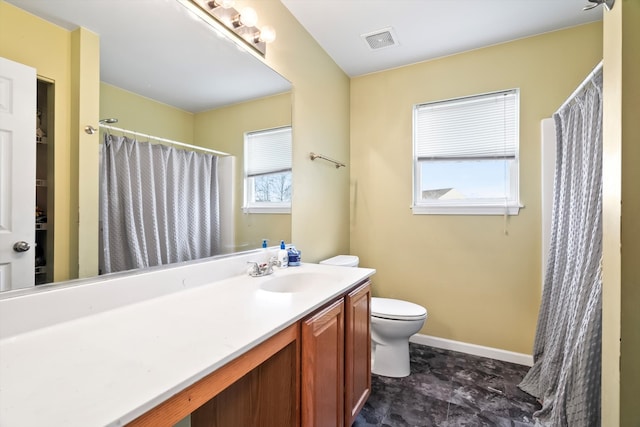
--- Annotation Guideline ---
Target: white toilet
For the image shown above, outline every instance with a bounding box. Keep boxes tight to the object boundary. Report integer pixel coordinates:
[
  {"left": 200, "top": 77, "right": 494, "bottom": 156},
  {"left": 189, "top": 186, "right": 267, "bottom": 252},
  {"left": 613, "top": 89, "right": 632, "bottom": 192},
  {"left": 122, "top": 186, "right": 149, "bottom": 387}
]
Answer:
[
  {"left": 319, "top": 255, "right": 428, "bottom": 378},
  {"left": 319, "top": 254, "right": 361, "bottom": 268},
  {"left": 370, "top": 297, "right": 427, "bottom": 377}
]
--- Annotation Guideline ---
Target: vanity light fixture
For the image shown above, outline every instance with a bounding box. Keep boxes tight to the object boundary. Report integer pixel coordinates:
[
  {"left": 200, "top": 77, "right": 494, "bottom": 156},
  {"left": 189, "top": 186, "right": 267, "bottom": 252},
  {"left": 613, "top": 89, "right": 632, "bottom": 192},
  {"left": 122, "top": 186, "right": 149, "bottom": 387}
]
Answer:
[
  {"left": 233, "top": 7, "right": 258, "bottom": 28},
  {"left": 186, "top": 0, "right": 276, "bottom": 57},
  {"left": 207, "top": 0, "right": 235, "bottom": 8}
]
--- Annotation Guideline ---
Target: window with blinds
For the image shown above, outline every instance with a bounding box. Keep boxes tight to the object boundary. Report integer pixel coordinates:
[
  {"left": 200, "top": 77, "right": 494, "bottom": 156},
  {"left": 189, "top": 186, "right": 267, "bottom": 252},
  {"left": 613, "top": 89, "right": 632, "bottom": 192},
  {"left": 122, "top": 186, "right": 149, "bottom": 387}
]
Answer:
[
  {"left": 244, "top": 126, "right": 292, "bottom": 213},
  {"left": 412, "top": 89, "right": 521, "bottom": 215}
]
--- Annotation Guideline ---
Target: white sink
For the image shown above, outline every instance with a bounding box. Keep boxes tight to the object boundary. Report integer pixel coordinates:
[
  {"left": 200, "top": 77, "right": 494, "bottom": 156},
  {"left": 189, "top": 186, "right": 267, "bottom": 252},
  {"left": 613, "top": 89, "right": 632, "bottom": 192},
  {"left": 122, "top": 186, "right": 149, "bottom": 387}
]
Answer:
[{"left": 259, "top": 272, "right": 333, "bottom": 293}]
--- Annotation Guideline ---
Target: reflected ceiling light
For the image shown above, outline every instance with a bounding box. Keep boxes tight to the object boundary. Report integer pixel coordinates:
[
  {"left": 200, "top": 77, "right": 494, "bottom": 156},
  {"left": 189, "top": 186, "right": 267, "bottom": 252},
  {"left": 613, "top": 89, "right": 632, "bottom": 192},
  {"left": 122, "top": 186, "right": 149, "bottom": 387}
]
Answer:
[
  {"left": 255, "top": 25, "right": 276, "bottom": 44},
  {"left": 233, "top": 7, "right": 258, "bottom": 28},
  {"left": 187, "top": 0, "right": 275, "bottom": 57}
]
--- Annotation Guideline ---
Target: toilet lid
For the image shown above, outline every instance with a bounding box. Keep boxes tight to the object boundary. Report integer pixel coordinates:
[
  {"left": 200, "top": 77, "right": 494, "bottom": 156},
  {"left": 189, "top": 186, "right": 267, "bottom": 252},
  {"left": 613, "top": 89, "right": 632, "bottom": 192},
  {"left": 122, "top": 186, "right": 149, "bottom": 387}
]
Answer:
[
  {"left": 319, "top": 255, "right": 359, "bottom": 267},
  {"left": 371, "top": 297, "right": 427, "bottom": 321}
]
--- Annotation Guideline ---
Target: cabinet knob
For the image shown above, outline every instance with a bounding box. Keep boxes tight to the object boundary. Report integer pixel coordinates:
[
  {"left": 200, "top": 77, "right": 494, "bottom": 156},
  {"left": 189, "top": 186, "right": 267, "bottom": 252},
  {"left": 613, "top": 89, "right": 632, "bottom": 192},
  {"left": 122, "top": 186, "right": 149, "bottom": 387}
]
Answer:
[{"left": 13, "top": 241, "right": 31, "bottom": 253}]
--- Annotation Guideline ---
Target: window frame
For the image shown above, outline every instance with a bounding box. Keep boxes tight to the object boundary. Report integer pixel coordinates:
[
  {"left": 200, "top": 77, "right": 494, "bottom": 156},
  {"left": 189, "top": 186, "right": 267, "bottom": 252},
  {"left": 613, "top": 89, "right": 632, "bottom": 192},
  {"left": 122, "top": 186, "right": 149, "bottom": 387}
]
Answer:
[
  {"left": 243, "top": 126, "right": 292, "bottom": 214},
  {"left": 412, "top": 89, "right": 522, "bottom": 216}
]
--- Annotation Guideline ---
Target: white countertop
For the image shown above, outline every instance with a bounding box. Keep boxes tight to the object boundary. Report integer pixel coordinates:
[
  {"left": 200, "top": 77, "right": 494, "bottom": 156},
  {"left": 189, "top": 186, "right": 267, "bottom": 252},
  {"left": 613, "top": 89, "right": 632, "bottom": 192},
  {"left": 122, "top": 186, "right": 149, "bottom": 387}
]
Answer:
[{"left": 0, "top": 261, "right": 374, "bottom": 426}]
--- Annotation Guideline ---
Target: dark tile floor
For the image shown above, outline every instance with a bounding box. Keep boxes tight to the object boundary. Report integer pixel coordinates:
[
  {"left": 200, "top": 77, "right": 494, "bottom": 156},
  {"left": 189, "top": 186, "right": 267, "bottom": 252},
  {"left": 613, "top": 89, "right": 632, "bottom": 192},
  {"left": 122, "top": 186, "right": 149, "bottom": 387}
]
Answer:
[{"left": 353, "top": 343, "right": 541, "bottom": 427}]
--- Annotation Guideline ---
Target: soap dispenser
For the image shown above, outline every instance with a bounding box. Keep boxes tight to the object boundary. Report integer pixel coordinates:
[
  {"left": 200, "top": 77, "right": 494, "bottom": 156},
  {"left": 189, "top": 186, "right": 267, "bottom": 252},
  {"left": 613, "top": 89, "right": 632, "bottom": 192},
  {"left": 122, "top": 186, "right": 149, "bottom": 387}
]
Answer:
[
  {"left": 277, "top": 240, "right": 289, "bottom": 268},
  {"left": 288, "top": 246, "right": 301, "bottom": 266}
]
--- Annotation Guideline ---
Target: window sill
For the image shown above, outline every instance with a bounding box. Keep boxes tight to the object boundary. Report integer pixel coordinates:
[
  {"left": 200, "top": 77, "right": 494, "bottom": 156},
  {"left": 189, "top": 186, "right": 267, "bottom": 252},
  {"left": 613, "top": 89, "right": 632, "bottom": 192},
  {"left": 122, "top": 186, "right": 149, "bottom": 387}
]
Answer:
[
  {"left": 412, "top": 203, "right": 522, "bottom": 216},
  {"left": 242, "top": 206, "right": 291, "bottom": 214}
]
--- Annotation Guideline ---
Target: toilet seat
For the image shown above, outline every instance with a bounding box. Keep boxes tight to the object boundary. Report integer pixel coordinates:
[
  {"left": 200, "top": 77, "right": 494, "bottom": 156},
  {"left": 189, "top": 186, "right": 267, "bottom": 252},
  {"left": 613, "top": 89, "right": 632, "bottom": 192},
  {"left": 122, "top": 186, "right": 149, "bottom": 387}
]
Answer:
[{"left": 371, "top": 297, "right": 427, "bottom": 321}]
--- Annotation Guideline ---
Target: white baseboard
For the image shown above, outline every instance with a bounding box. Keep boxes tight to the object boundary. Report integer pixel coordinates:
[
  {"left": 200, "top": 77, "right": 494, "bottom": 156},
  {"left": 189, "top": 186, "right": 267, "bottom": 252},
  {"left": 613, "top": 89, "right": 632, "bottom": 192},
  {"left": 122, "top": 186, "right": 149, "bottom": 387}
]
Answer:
[{"left": 410, "top": 334, "right": 534, "bottom": 367}]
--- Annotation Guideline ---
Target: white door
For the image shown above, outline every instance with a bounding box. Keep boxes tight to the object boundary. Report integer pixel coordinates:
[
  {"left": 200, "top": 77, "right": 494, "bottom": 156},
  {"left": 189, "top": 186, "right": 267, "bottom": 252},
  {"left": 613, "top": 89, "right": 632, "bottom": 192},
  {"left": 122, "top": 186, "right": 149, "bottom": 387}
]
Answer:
[{"left": 0, "top": 57, "right": 36, "bottom": 291}]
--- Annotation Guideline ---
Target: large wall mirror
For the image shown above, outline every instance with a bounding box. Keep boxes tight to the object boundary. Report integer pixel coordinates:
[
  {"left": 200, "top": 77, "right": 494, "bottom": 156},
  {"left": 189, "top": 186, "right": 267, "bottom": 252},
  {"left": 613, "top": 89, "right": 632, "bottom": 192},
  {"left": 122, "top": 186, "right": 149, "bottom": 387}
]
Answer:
[{"left": 1, "top": 0, "right": 292, "bottom": 292}]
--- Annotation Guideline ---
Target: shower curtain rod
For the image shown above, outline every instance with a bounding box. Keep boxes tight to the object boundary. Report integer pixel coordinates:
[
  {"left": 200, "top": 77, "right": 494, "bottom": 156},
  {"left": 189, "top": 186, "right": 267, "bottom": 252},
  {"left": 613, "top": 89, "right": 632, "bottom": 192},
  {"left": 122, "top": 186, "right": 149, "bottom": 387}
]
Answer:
[
  {"left": 99, "top": 124, "right": 231, "bottom": 156},
  {"left": 557, "top": 60, "right": 603, "bottom": 112}
]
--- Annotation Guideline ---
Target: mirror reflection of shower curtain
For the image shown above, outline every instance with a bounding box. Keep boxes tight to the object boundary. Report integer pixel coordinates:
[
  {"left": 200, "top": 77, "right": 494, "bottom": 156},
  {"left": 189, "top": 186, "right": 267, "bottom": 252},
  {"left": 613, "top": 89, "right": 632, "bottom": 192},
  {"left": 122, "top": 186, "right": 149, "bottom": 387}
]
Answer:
[
  {"left": 99, "top": 134, "right": 221, "bottom": 274},
  {"left": 519, "top": 69, "right": 603, "bottom": 426}
]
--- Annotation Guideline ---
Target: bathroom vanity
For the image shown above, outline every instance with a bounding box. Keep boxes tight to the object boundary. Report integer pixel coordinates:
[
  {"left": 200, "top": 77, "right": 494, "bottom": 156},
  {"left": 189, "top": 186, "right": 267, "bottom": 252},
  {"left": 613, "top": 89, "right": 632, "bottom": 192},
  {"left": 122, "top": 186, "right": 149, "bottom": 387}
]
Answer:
[
  {"left": 131, "top": 279, "right": 371, "bottom": 427},
  {"left": 0, "top": 252, "right": 374, "bottom": 427}
]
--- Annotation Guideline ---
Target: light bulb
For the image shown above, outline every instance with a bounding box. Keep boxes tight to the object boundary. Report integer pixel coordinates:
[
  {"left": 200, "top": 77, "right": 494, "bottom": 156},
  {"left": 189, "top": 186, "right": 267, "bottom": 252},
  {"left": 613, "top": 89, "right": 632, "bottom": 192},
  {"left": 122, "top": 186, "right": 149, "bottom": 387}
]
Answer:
[
  {"left": 258, "top": 25, "right": 276, "bottom": 43},
  {"left": 239, "top": 7, "right": 258, "bottom": 27}
]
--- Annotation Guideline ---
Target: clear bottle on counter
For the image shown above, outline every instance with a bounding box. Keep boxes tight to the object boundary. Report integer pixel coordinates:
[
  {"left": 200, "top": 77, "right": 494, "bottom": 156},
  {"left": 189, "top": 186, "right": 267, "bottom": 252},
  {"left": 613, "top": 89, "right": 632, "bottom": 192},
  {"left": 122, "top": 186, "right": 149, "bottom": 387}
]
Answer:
[{"left": 277, "top": 240, "right": 288, "bottom": 268}]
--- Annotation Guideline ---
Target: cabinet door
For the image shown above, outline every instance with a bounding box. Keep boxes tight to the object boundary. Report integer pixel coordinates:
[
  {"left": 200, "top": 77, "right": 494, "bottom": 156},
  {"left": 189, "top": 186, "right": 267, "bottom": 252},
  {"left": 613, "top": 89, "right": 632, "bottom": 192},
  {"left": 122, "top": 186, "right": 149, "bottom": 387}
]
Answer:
[
  {"left": 301, "top": 298, "right": 345, "bottom": 427},
  {"left": 344, "top": 281, "right": 372, "bottom": 427}
]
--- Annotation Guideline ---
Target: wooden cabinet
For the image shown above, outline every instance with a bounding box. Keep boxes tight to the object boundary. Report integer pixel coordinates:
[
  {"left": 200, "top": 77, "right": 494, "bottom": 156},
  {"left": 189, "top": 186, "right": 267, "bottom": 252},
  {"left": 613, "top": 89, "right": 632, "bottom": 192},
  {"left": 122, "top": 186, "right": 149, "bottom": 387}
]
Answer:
[
  {"left": 301, "top": 280, "right": 371, "bottom": 427},
  {"left": 130, "top": 280, "right": 371, "bottom": 427},
  {"left": 301, "top": 298, "right": 345, "bottom": 427},
  {"left": 192, "top": 340, "right": 298, "bottom": 427},
  {"left": 344, "top": 282, "right": 372, "bottom": 427},
  {"left": 130, "top": 324, "right": 299, "bottom": 427}
]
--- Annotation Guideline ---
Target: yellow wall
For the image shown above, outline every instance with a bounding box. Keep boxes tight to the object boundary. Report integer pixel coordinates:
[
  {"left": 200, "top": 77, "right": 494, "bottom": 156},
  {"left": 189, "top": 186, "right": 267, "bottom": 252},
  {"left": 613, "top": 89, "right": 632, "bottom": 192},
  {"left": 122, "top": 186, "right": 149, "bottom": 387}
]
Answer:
[
  {"left": 100, "top": 83, "right": 194, "bottom": 144},
  {"left": 245, "top": 0, "right": 351, "bottom": 262},
  {"left": 350, "top": 23, "right": 603, "bottom": 354},
  {"left": 0, "top": 1, "right": 75, "bottom": 282},
  {"left": 602, "top": 1, "right": 640, "bottom": 425},
  {"left": 72, "top": 28, "right": 100, "bottom": 279},
  {"left": 194, "top": 93, "right": 292, "bottom": 251}
]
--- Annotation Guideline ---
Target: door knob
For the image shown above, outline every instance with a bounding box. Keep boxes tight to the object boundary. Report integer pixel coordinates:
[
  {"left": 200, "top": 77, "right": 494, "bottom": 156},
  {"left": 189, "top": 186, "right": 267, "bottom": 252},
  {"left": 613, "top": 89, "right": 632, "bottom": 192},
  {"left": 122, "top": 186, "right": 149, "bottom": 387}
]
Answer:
[{"left": 13, "top": 241, "right": 31, "bottom": 252}]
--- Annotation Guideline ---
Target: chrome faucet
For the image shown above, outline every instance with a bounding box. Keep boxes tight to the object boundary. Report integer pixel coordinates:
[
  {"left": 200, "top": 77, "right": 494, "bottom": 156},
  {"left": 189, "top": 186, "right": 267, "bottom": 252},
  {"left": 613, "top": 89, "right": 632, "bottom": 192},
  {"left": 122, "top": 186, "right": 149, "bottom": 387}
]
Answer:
[{"left": 247, "top": 256, "right": 279, "bottom": 277}]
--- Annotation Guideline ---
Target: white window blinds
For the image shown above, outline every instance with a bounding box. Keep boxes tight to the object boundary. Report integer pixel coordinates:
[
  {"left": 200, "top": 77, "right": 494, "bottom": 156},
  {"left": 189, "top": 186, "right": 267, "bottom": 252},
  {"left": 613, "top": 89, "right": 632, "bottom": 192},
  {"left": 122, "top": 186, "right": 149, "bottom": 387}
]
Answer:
[
  {"left": 415, "top": 89, "right": 518, "bottom": 160},
  {"left": 245, "top": 127, "right": 292, "bottom": 177}
]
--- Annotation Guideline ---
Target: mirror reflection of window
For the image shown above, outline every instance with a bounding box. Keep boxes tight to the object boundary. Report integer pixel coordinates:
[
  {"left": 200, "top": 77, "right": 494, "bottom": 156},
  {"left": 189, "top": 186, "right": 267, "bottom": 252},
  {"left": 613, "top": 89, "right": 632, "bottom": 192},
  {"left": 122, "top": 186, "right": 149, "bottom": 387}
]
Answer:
[{"left": 243, "top": 126, "right": 292, "bottom": 214}]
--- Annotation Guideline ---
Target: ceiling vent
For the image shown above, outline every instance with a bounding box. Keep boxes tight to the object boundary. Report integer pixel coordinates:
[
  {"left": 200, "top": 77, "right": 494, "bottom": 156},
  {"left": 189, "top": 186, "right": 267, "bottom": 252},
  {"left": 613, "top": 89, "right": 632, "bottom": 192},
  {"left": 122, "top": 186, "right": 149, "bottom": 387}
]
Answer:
[{"left": 361, "top": 27, "right": 398, "bottom": 51}]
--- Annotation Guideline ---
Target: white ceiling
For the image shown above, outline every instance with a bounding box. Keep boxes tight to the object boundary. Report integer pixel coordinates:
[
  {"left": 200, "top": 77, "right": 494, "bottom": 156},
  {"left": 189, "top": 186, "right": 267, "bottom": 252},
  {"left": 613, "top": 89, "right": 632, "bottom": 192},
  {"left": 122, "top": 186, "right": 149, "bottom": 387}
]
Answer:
[{"left": 280, "top": 0, "right": 603, "bottom": 77}]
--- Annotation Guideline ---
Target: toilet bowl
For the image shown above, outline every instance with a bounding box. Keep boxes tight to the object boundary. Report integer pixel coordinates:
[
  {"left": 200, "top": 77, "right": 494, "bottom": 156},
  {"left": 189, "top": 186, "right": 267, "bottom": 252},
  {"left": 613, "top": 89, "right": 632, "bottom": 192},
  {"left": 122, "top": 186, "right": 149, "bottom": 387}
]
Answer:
[
  {"left": 370, "top": 297, "right": 427, "bottom": 377},
  {"left": 319, "top": 255, "right": 428, "bottom": 378}
]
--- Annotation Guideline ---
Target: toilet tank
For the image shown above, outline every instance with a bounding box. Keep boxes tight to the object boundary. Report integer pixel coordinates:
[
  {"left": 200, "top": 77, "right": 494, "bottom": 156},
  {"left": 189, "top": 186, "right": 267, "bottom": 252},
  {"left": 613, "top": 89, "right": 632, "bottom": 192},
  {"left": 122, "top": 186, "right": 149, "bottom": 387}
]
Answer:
[{"left": 319, "top": 255, "right": 359, "bottom": 267}]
